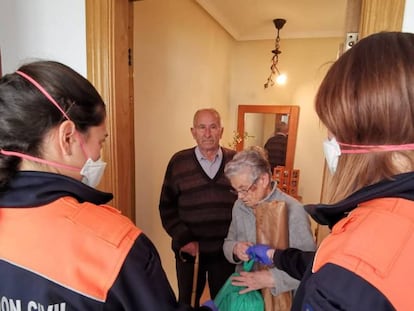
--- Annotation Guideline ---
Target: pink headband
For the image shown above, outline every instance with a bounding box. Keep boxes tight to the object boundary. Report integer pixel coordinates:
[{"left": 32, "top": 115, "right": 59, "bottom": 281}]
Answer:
[
  {"left": 16, "top": 70, "right": 70, "bottom": 120},
  {"left": 0, "top": 70, "right": 81, "bottom": 171}
]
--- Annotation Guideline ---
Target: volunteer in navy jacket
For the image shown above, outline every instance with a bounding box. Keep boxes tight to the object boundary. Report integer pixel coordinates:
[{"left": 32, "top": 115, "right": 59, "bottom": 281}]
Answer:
[
  {"left": 0, "top": 60, "right": 216, "bottom": 311},
  {"left": 250, "top": 31, "right": 414, "bottom": 311}
]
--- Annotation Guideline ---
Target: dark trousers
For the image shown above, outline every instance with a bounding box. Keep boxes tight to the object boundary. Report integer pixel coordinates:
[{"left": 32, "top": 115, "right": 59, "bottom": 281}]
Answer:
[{"left": 175, "top": 251, "right": 235, "bottom": 307}]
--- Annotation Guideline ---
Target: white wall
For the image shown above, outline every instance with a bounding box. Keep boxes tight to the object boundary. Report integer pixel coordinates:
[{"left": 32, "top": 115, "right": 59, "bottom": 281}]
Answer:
[
  {"left": 403, "top": 0, "right": 414, "bottom": 32},
  {"left": 0, "top": 0, "right": 86, "bottom": 76}
]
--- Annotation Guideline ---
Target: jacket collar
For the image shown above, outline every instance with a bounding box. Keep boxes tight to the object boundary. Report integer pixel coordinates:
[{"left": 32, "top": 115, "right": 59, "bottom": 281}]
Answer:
[
  {"left": 0, "top": 171, "right": 113, "bottom": 207},
  {"left": 305, "top": 171, "right": 414, "bottom": 228}
]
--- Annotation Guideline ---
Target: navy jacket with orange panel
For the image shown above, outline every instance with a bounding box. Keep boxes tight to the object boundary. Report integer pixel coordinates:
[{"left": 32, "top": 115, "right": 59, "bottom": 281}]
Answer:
[
  {"left": 291, "top": 172, "right": 414, "bottom": 311},
  {"left": 0, "top": 171, "right": 206, "bottom": 311}
]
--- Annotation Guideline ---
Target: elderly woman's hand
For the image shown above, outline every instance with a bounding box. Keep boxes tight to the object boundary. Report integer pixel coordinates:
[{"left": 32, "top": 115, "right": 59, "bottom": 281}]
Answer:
[
  {"left": 233, "top": 241, "right": 253, "bottom": 262},
  {"left": 231, "top": 270, "right": 275, "bottom": 294}
]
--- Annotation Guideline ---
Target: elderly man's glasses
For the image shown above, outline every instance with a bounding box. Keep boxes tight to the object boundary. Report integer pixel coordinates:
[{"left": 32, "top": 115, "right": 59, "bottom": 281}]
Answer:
[{"left": 230, "top": 177, "right": 259, "bottom": 196}]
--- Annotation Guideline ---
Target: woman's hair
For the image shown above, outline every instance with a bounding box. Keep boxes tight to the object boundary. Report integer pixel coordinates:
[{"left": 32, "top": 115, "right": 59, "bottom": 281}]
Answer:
[
  {"left": 224, "top": 146, "right": 271, "bottom": 181},
  {"left": 0, "top": 60, "right": 106, "bottom": 187},
  {"left": 315, "top": 32, "right": 414, "bottom": 203}
]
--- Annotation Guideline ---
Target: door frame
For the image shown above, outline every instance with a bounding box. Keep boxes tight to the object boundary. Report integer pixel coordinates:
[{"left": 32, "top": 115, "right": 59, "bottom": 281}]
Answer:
[{"left": 85, "top": 0, "right": 135, "bottom": 221}]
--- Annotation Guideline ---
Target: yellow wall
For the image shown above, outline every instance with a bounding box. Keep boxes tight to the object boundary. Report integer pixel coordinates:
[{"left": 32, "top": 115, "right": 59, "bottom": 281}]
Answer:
[
  {"left": 133, "top": 0, "right": 342, "bottom": 294},
  {"left": 133, "top": 0, "right": 234, "bottom": 293}
]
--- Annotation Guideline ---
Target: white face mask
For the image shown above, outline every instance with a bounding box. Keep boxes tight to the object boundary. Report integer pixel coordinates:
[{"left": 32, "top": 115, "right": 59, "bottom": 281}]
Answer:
[
  {"left": 323, "top": 137, "right": 341, "bottom": 174},
  {"left": 80, "top": 158, "right": 107, "bottom": 188}
]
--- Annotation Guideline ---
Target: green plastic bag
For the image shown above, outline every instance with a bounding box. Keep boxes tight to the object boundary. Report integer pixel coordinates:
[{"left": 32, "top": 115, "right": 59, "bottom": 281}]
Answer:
[{"left": 214, "top": 260, "right": 264, "bottom": 311}]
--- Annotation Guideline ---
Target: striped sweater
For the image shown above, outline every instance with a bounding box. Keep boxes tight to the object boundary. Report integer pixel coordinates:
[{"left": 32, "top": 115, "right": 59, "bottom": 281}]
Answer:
[{"left": 159, "top": 147, "right": 237, "bottom": 254}]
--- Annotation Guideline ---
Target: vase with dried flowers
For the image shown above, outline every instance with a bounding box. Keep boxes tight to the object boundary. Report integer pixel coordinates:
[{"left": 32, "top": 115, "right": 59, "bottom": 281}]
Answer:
[{"left": 228, "top": 131, "right": 254, "bottom": 150}]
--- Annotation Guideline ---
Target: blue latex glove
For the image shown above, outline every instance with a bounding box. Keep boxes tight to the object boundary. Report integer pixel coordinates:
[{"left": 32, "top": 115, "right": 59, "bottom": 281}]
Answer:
[
  {"left": 201, "top": 299, "right": 218, "bottom": 311},
  {"left": 246, "top": 244, "right": 273, "bottom": 265}
]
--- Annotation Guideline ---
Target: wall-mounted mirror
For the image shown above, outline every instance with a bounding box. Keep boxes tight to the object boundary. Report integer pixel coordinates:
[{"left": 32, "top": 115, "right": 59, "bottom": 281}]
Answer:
[{"left": 236, "top": 105, "right": 299, "bottom": 172}]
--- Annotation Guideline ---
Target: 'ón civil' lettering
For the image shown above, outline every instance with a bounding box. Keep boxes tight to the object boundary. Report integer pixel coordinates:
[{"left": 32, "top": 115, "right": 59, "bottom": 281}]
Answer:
[{"left": 0, "top": 297, "right": 66, "bottom": 311}]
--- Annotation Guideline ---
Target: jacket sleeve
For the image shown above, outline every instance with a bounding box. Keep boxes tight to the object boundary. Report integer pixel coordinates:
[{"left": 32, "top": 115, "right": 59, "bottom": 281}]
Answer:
[
  {"left": 105, "top": 233, "right": 211, "bottom": 311},
  {"left": 273, "top": 248, "right": 315, "bottom": 280},
  {"left": 295, "top": 263, "right": 396, "bottom": 311}
]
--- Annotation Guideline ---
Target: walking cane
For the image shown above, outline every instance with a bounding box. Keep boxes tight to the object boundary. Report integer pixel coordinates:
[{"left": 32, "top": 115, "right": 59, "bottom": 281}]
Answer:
[{"left": 190, "top": 251, "right": 200, "bottom": 307}]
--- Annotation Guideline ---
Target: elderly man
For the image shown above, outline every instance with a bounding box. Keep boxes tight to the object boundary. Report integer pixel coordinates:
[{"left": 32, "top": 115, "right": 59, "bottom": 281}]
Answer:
[{"left": 159, "top": 108, "right": 237, "bottom": 307}]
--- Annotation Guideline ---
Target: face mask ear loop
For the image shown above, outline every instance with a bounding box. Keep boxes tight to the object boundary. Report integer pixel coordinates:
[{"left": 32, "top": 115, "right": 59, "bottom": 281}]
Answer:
[
  {"left": 338, "top": 142, "right": 414, "bottom": 154},
  {"left": 0, "top": 149, "right": 79, "bottom": 171},
  {"left": 11, "top": 71, "right": 83, "bottom": 171},
  {"left": 16, "top": 71, "right": 99, "bottom": 166},
  {"left": 77, "top": 133, "right": 90, "bottom": 160},
  {"left": 17, "top": 70, "right": 82, "bottom": 155},
  {"left": 16, "top": 70, "right": 71, "bottom": 121}
]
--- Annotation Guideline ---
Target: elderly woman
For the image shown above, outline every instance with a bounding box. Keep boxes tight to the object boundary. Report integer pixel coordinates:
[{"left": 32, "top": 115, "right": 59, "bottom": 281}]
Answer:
[{"left": 223, "top": 146, "right": 315, "bottom": 296}]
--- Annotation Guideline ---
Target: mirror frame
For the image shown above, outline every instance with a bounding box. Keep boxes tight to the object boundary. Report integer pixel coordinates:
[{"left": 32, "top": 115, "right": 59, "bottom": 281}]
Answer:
[{"left": 236, "top": 105, "right": 300, "bottom": 171}]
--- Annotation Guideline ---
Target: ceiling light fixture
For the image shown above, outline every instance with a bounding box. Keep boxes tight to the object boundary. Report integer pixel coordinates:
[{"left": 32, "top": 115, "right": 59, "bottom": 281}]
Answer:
[{"left": 264, "top": 18, "right": 287, "bottom": 88}]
